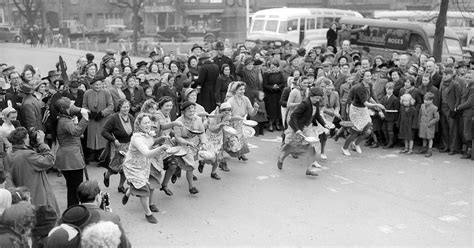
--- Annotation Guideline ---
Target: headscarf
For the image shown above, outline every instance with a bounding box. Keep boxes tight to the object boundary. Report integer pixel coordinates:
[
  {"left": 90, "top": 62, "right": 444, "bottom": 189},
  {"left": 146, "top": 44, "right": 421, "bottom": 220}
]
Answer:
[{"left": 0, "top": 189, "right": 12, "bottom": 216}]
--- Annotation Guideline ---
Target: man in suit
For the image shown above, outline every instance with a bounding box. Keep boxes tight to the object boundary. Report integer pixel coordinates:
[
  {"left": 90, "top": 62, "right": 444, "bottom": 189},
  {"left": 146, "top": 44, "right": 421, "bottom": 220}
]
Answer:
[
  {"left": 197, "top": 53, "right": 220, "bottom": 112},
  {"left": 6, "top": 71, "right": 23, "bottom": 110},
  {"left": 278, "top": 87, "right": 334, "bottom": 176},
  {"left": 426, "top": 61, "right": 443, "bottom": 88},
  {"left": 77, "top": 180, "right": 131, "bottom": 248},
  {"left": 18, "top": 83, "right": 44, "bottom": 132},
  {"left": 456, "top": 71, "right": 474, "bottom": 159},
  {"left": 439, "top": 68, "right": 462, "bottom": 154}
]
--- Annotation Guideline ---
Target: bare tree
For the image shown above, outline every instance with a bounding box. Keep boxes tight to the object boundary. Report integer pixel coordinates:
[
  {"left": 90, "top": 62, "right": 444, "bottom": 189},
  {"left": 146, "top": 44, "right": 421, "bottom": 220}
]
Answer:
[
  {"left": 433, "top": 0, "right": 449, "bottom": 62},
  {"left": 109, "top": 0, "right": 144, "bottom": 55},
  {"left": 13, "top": 0, "right": 43, "bottom": 27}
]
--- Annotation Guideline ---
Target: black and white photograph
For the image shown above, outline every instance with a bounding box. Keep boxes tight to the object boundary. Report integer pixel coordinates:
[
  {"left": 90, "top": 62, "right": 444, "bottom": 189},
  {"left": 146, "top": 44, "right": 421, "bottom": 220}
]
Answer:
[{"left": 0, "top": 0, "right": 472, "bottom": 247}]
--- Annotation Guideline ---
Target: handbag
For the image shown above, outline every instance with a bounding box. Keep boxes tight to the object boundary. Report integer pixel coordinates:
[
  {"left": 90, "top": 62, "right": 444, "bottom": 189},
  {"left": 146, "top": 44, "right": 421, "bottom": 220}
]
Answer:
[{"left": 108, "top": 149, "right": 125, "bottom": 174}]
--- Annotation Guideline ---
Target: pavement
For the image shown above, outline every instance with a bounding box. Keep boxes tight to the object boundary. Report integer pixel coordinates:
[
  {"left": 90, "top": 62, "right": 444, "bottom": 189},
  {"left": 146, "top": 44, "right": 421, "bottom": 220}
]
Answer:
[{"left": 0, "top": 43, "right": 473, "bottom": 247}]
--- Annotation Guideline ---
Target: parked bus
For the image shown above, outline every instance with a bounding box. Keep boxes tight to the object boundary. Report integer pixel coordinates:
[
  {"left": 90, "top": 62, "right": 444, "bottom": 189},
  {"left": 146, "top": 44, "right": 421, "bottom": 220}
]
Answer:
[
  {"left": 246, "top": 8, "right": 363, "bottom": 47},
  {"left": 373, "top": 10, "right": 474, "bottom": 47},
  {"left": 339, "top": 17, "right": 464, "bottom": 62}
]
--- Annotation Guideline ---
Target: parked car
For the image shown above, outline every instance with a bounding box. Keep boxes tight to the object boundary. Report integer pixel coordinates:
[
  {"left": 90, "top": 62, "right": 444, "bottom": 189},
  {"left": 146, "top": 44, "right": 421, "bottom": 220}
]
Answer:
[
  {"left": 155, "top": 25, "right": 220, "bottom": 42},
  {"left": 0, "top": 25, "right": 21, "bottom": 42}
]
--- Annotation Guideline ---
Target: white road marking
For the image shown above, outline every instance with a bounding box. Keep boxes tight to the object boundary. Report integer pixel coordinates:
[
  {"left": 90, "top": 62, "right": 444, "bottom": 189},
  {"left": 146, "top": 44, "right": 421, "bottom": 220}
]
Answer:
[
  {"left": 438, "top": 215, "right": 460, "bottom": 222},
  {"left": 443, "top": 161, "right": 451, "bottom": 164},
  {"left": 378, "top": 226, "right": 394, "bottom": 234},
  {"left": 269, "top": 174, "right": 280, "bottom": 178},
  {"left": 324, "top": 187, "right": 339, "bottom": 193},
  {"left": 256, "top": 176, "right": 269, "bottom": 180},
  {"left": 333, "top": 175, "right": 354, "bottom": 184},
  {"left": 256, "top": 161, "right": 265, "bottom": 164},
  {"left": 450, "top": 201, "right": 469, "bottom": 206},
  {"left": 248, "top": 143, "right": 258, "bottom": 149},
  {"left": 261, "top": 137, "right": 282, "bottom": 143}
]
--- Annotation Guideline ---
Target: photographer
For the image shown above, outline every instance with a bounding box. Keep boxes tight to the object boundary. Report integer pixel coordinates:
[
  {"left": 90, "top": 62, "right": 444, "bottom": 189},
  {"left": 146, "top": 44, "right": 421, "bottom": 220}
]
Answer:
[
  {"left": 77, "top": 180, "right": 131, "bottom": 248},
  {"left": 3, "top": 127, "right": 60, "bottom": 216}
]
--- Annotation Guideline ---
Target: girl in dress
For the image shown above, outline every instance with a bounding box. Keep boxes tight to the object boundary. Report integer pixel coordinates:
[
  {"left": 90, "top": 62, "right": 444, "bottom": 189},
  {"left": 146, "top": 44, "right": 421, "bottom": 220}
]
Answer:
[
  {"left": 398, "top": 94, "right": 417, "bottom": 155},
  {"left": 122, "top": 113, "right": 169, "bottom": 224}
]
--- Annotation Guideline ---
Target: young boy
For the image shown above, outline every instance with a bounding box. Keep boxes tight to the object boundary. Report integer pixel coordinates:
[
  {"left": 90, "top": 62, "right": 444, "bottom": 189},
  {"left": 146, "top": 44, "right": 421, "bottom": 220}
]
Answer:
[{"left": 381, "top": 82, "right": 400, "bottom": 148}]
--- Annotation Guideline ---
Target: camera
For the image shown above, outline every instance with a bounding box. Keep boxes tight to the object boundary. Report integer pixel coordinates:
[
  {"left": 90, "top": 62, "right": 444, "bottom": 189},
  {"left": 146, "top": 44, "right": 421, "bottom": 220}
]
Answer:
[{"left": 99, "top": 192, "right": 110, "bottom": 211}]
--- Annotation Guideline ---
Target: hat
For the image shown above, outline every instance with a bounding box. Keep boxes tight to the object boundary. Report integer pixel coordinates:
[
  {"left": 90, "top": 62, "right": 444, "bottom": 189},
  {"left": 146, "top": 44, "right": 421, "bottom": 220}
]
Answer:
[
  {"left": 85, "top": 53, "right": 95, "bottom": 63},
  {"left": 45, "top": 224, "right": 81, "bottom": 248},
  {"left": 1, "top": 106, "right": 16, "bottom": 117},
  {"left": 61, "top": 205, "right": 95, "bottom": 229},
  {"left": 184, "top": 88, "right": 197, "bottom": 99},
  {"left": 306, "top": 72, "right": 315, "bottom": 78},
  {"left": 69, "top": 81, "right": 79, "bottom": 88},
  {"left": 105, "top": 49, "right": 116, "bottom": 55},
  {"left": 456, "top": 61, "right": 468, "bottom": 68},
  {"left": 253, "top": 59, "right": 264, "bottom": 66},
  {"left": 0, "top": 78, "right": 10, "bottom": 90},
  {"left": 0, "top": 189, "right": 11, "bottom": 216},
  {"left": 48, "top": 70, "right": 60, "bottom": 77},
  {"left": 136, "top": 61, "right": 148, "bottom": 68},
  {"left": 240, "top": 57, "right": 250, "bottom": 66},
  {"left": 304, "top": 57, "right": 315, "bottom": 63},
  {"left": 410, "top": 64, "right": 419, "bottom": 69},
  {"left": 18, "top": 83, "right": 34, "bottom": 94},
  {"left": 323, "top": 53, "right": 335, "bottom": 59},
  {"left": 90, "top": 76, "right": 104, "bottom": 85},
  {"left": 3, "top": 66, "right": 15, "bottom": 72},
  {"left": 443, "top": 67, "right": 455, "bottom": 75},
  {"left": 32, "top": 205, "right": 58, "bottom": 238},
  {"left": 378, "top": 62, "right": 388, "bottom": 68},
  {"left": 149, "top": 51, "right": 158, "bottom": 57},
  {"left": 191, "top": 43, "right": 203, "bottom": 52},
  {"left": 309, "top": 87, "right": 324, "bottom": 97},
  {"left": 102, "top": 54, "right": 115, "bottom": 64},
  {"left": 297, "top": 48, "right": 306, "bottom": 57},
  {"left": 181, "top": 101, "right": 196, "bottom": 111},
  {"left": 288, "top": 55, "right": 298, "bottom": 63},
  {"left": 220, "top": 102, "right": 231, "bottom": 110},
  {"left": 215, "top": 41, "right": 225, "bottom": 50},
  {"left": 350, "top": 50, "right": 361, "bottom": 57},
  {"left": 199, "top": 53, "right": 211, "bottom": 60},
  {"left": 255, "top": 39, "right": 262, "bottom": 44}
]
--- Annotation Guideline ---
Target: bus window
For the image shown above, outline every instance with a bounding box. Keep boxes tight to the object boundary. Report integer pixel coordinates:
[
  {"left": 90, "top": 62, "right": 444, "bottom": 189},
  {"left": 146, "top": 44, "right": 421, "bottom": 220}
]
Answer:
[
  {"left": 306, "top": 18, "right": 316, "bottom": 30},
  {"left": 287, "top": 19, "right": 298, "bottom": 31},
  {"left": 317, "top": 17, "right": 323, "bottom": 28},
  {"left": 322, "top": 17, "right": 334, "bottom": 28},
  {"left": 252, "top": 20, "right": 264, "bottom": 32},
  {"left": 278, "top": 21, "right": 286, "bottom": 33},
  {"left": 408, "top": 33, "right": 427, "bottom": 51},
  {"left": 445, "top": 38, "right": 463, "bottom": 55},
  {"left": 265, "top": 20, "right": 279, "bottom": 32}
]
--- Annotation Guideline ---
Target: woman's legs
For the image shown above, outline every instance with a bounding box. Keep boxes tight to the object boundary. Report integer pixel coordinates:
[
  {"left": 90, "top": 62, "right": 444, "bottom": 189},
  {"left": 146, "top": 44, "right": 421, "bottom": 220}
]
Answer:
[
  {"left": 343, "top": 130, "right": 359, "bottom": 150},
  {"left": 62, "top": 169, "right": 84, "bottom": 207},
  {"left": 140, "top": 196, "right": 152, "bottom": 215}
]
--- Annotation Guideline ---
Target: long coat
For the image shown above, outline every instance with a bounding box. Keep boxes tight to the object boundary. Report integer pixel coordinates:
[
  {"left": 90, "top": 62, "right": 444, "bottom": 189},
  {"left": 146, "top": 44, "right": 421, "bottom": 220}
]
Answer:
[
  {"left": 418, "top": 103, "right": 439, "bottom": 139},
  {"left": 398, "top": 106, "right": 417, "bottom": 140},
  {"left": 263, "top": 71, "right": 285, "bottom": 120},
  {"left": 5, "top": 144, "right": 59, "bottom": 215},
  {"left": 83, "top": 89, "right": 114, "bottom": 150},
  {"left": 55, "top": 116, "right": 88, "bottom": 171},
  {"left": 20, "top": 94, "right": 44, "bottom": 131},
  {"left": 197, "top": 60, "right": 220, "bottom": 113}
]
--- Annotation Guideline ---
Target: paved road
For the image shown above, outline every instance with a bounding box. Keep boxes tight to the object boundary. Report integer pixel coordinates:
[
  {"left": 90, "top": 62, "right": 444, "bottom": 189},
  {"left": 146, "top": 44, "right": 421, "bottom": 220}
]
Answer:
[{"left": 0, "top": 44, "right": 472, "bottom": 247}]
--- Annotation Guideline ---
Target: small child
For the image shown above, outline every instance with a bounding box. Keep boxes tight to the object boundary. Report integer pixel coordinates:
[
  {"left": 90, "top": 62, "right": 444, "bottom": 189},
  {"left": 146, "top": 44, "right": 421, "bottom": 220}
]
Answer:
[
  {"left": 251, "top": 91, "right": 268, "bottom": 136},
  {"left": 398, "top": 93, "right": 417, "bottom": 154},
  {"left": 417, "top": 92, "right": 439, "bottom": 157},
  {"left": 381, "top": 82, "right": 400, "bottom": 149}
]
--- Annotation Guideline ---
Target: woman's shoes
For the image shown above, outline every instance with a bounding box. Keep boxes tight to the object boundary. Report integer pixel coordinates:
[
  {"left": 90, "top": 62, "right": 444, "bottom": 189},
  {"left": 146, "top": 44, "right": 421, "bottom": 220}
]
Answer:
[
  {"left": 238, "top": 155, "right": 248, "bottom": 161},
  {"left": 320, "top": 153, "right": 327, "bottom": 160},
  {"left": 219, "top": 162, "right": 230, "bottom": 172},
  {"left": 122, "top": 189, "right": 130, "bottom": 205},
  {"left": 275, "top": 124, "right": 282, "bottom": 131},
  {"left": 341, "top": 147, "right": 351, "bottom": 156},
  {"left": 103, "top": 172, "right": 110, "bottom": 187},
  {"left": 189, "top": 187, "right": 199, "bottom": 194},
  {"left": 277, "top": 160, "right": 283, "bottom": 170},
  {"left": 160, "top": 186, "right": 173, "bottom": 196},
  {"left": 399, "top": 149, "right": 408, "bottom": 154},
  {"left": 149, "top": 204, "right": 159, "bottom": 213},
  {"left": 268, "top": 125, "right": 274, "bottom": 132},
  {"left": 118, "top": 186, "right": 127, "bottom": 194},
  {"left": 171, "top": 175, "right": 177, "bottom": 184},
  {"left": 193, "top": 175, "right": 198, "bottom": 181},
  {"left": 211, "top": 173, "right": 221, "bottom": 180},
  {"left": 406, "top": 150, "right": 413, "bottom": 155},
  {"left": 145, "top": 214, "right": 157, "bottom": 224}
]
